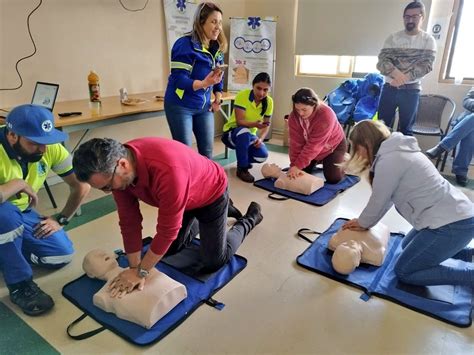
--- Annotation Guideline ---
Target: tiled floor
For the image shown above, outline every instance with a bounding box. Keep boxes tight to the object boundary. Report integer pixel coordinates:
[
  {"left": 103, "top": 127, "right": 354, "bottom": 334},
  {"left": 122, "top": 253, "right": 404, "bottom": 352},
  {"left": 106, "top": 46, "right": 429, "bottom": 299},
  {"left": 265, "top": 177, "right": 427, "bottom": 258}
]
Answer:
[{"left": 0, "top": 137, "right": 473, "bottom": 354}]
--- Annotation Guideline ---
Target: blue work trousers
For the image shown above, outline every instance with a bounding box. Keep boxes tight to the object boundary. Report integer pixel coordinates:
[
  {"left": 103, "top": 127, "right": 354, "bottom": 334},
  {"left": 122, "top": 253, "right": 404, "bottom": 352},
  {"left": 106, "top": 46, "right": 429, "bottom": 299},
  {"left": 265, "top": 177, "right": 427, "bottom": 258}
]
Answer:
[
  {"left": 221, "top": 127, "right": 268, "bottom": 169},
  {"left": 0, "top": 202, "right": 74, "bottom": 285}
]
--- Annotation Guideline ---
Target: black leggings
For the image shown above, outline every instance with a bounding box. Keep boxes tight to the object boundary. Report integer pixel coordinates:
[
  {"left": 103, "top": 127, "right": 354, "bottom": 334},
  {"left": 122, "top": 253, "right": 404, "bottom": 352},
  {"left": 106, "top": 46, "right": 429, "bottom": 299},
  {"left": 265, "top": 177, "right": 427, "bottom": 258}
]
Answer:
[{"left": 303, "top": 139, "right": 347, "bottom": 184}]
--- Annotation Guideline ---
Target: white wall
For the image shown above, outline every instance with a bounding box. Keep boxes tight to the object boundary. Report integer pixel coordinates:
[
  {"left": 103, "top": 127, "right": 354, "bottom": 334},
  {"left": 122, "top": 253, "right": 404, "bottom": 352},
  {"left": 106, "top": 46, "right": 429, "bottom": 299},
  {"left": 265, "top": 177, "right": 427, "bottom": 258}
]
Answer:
[
  {"left": 0, "top": 0, "right": 246, "bottom": 146},
  {"left": 246, "top": 0, "right": 470, "bottom": 149},
  {"left": 1, "top": 0, "right": 470, "bottom": 149}
]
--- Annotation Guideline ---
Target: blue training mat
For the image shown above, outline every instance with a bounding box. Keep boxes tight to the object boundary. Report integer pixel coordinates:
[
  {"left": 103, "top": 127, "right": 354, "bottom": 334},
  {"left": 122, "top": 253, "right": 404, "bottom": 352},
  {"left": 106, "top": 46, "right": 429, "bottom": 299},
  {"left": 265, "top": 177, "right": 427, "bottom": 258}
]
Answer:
[
  {"left": 254, "top": 168, "right": 360, "bottom": 206},
  {"left": 62, "top": 240, "right": 247, "bottom": 346},
  {"left": 296, "top": 218, "right": 473, "bottom": 327}
]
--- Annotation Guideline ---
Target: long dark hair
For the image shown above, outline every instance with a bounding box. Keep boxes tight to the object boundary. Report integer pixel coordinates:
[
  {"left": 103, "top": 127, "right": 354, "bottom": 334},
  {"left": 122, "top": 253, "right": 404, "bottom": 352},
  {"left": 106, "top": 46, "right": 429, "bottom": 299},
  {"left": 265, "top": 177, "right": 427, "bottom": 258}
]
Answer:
[{"left": 252, "top": 72, "right": 271, "bottom": 116}]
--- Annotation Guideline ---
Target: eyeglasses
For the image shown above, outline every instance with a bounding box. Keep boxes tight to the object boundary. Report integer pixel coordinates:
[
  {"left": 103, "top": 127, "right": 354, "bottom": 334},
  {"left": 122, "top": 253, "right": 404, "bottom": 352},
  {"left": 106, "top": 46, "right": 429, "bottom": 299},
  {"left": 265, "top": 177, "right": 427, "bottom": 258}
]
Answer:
[
  {"left": 100, "top": 162, "right": 118, "bottom": 192},
  {"left": 403, "top": 14, "right": 422, "bottom": 21}
]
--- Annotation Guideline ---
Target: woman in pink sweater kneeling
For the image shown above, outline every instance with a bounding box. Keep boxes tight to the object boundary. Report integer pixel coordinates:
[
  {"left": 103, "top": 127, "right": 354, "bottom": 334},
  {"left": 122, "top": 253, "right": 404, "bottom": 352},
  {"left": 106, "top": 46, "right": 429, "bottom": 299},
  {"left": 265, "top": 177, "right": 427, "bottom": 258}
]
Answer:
[{"left": 288, "top": 88, "right": 346, "bottom": 184}]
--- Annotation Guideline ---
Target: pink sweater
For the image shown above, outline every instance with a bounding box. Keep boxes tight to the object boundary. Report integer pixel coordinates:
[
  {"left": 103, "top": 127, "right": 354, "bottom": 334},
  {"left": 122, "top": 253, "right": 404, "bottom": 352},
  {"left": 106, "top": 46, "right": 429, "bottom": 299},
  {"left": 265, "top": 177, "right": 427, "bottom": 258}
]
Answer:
[
  {"left": 112, "top": 137, "right": 227, "bottom": 256},
  {"left": 288, "top": 104, "right": 345, "bottom": 169}
]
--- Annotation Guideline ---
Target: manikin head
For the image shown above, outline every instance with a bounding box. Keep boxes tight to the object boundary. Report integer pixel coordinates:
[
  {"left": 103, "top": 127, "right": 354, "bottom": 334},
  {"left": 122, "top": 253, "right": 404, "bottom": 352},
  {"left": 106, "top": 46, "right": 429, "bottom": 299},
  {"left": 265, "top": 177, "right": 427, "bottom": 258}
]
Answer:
[
  {"left": 83, "top": 249, "right": 119, "bottom": 280},
  {"left": 261, "top": 163, "right": 282, "bottom": 178},
  {"left": 332, "top": 240, "right": 363, "bottom": 275}
]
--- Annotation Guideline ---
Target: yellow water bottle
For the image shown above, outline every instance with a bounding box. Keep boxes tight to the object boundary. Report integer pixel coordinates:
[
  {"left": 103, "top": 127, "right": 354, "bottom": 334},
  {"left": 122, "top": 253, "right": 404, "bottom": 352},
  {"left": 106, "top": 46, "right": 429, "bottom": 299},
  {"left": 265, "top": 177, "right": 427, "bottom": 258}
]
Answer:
[{"left": 88, "top": 70, "right": 101, "bottom": 102}]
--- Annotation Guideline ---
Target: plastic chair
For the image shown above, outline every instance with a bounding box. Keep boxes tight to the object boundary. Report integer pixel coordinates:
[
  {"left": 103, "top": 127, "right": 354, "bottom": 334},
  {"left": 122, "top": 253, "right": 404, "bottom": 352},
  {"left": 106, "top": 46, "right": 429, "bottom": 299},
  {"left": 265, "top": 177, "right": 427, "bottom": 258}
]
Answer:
[{"left": 412, "top": 94, "right": 456, "bottom": 170}]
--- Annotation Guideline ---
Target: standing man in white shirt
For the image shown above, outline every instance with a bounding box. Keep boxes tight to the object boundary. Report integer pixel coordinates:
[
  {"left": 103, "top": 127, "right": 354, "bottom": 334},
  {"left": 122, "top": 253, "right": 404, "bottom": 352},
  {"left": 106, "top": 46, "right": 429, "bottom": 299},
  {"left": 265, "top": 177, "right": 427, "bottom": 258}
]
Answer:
[{"left": 376, "top": 1, "right": 436, "bottom": 135}]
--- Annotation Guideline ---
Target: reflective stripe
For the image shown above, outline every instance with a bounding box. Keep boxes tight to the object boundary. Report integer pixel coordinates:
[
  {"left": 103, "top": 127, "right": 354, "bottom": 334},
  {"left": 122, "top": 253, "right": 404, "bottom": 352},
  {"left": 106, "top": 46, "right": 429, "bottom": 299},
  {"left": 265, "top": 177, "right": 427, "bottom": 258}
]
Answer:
[
  {"left": 226, "top": 132, "right": 236, "bottom": 148},
  {"left": 170, "top": 61, "right": 192, "bottom": 71},
  {"left": 52, "top": 155, "right": 72, "bottom": 173},
  {"left": 30, "top": 253, "right": 73, "bottom": 265},
  {"left": 236, "top": 128, "right": 252, "bottom": 136},
  {"left": 175, "top": 88, "right": 185, "bottom": 99},
  {"left": 253, "top": 156, "right": 267, "bottom": 162},
  {"left": 0, "top": 225, "right": 24, "bottom": 245}
]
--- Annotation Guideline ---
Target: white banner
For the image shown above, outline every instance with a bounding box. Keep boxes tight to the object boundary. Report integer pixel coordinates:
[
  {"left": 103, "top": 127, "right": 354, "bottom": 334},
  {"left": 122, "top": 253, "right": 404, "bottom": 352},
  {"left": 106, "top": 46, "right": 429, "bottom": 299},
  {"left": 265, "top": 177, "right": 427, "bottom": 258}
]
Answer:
[
  {"left": 227, "top": 17, "right": 277, "bottom": 92},
  {"left": 163, "top": 0, "right": 198, "bottom": 55}
]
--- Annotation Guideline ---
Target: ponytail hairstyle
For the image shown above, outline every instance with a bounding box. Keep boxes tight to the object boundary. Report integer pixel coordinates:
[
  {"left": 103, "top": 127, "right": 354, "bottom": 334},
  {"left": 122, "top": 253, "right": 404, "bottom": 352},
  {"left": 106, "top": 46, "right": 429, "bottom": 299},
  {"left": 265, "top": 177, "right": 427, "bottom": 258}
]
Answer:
[
  {"left": 252, "top": 72, "right": 272, "bottom": 116},
  {"left": 291, "top": 87, "right": 320, "bottom": 112}
]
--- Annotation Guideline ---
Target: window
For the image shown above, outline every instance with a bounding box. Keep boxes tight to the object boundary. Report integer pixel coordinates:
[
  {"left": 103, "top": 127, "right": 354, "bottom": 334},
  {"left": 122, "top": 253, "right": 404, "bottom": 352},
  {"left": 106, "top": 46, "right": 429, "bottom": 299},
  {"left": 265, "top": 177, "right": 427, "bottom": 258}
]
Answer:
[
  {"left": 443, "top": 0, "right": 474, "bottom": 82},
  {"left": 297, "top": 55, "right": 379, "bottom": 78}
]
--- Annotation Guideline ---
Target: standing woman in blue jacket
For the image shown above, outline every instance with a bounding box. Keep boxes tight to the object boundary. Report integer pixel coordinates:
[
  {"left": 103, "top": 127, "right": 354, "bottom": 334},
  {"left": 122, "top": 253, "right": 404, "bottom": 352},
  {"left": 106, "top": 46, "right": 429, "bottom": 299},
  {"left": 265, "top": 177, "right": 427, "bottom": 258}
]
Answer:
[
  {"left": 164, "top": 2, "right": 227, "bottom": 158},
  {"left": 342, "top": 120, "right": 474, "bottom": 287}
]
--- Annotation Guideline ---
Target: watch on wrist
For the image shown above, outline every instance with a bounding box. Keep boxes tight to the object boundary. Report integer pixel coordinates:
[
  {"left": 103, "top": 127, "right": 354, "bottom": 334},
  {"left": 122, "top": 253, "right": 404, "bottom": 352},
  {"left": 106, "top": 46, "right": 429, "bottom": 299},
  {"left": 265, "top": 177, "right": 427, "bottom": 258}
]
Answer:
[
  {"left": 137, "top": 264, "right": 150, "bottom": 279},
  {"left": 56, "top": 214, "right": 69, "bottom": 226}
]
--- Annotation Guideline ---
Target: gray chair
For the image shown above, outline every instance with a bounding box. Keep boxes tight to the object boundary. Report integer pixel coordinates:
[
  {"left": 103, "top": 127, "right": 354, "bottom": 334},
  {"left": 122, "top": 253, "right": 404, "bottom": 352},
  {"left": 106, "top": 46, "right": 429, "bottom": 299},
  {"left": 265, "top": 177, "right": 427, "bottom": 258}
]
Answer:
[{"left": 412, "top": 94, "right": 456, "bottom": 171}]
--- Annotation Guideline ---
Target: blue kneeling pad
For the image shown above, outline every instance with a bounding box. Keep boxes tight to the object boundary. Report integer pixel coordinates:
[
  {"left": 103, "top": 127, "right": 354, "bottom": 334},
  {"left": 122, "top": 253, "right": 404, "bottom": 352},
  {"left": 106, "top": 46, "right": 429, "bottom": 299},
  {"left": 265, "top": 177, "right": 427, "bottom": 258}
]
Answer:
[
  {"left": 62, "top": 239, "right": 247, "bottom": 345},
  {"left": 296, "top": 218, "right": 473, "bottom": 327},
  {"left": 254, "top": 168, "right": 360, "bottom": 206}
]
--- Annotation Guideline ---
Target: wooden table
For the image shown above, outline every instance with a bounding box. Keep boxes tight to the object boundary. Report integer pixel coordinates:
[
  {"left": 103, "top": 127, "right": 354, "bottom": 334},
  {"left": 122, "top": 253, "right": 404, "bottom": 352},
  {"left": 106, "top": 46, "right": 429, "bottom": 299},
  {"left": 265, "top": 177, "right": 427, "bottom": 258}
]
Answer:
[{"left": 52, "top": 91, "right": 235, "bottom": 151}]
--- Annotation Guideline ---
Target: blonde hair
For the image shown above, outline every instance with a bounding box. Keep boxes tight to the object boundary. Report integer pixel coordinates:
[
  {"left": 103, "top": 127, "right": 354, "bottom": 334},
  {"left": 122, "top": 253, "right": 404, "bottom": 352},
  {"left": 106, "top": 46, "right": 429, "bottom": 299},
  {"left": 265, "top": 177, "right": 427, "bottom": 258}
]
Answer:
[
  {"left": 345, "top": 120, "right": 391, "bottom": 174},
  {"left": 192, "top": 2, "right": 228, "bottom": 53}
]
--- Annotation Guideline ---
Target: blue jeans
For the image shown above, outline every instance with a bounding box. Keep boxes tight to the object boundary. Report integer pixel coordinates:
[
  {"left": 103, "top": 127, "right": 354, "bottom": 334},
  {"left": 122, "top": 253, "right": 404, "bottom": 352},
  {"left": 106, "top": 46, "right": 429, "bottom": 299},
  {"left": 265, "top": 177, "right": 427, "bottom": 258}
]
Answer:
[
  {"left": 394, "top": 217, "right": 474, "bottom": 286},
  {"left": 439, "top": 112, "right": 474, "bottom": 177},
  {"left": 164, "top": 102, "right": 214, "bottom": 158},
  {"left": 165, "top": 189, "right": 254, "bottom": 271},
  {"left": 378, "top": 84, "right": 420, "bottom": 135},
  {"left": 0, "top": 202, "right": 74, "bottom": 285},
  {"left": 221, "top": 127, "right": 268, "bottom": 169}
]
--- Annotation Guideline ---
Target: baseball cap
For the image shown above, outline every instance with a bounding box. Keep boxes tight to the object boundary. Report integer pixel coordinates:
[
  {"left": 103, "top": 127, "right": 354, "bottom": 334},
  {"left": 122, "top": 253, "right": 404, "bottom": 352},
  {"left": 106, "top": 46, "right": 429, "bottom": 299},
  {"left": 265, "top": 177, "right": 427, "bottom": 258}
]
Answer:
[{"left": 6, "top": 104, "right": 68, "bottom": 144}]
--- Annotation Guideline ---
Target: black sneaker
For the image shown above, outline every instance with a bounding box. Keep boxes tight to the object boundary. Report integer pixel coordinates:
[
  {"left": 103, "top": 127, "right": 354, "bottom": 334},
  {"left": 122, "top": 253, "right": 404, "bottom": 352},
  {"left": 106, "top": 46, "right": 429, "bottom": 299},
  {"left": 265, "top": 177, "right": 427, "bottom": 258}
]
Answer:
[
  {"left": 236, "top": 168, "right": 255, "bottom": 183},
  {"left": 455, "top": 175, "right": 468, "bottom": 187},
  {"left": 425, "top": 145, "right": 445, "bottom": 159},
  {"left": 9, "top": 279, "right": 54, "bottom": 316}
]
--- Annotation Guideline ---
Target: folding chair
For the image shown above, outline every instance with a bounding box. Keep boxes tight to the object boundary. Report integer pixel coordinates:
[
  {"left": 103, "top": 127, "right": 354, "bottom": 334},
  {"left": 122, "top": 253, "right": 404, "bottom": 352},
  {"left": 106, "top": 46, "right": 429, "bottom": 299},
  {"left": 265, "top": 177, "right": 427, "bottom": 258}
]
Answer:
[{"left": 412, "top": 94, "right": 456, "bottom": 171}]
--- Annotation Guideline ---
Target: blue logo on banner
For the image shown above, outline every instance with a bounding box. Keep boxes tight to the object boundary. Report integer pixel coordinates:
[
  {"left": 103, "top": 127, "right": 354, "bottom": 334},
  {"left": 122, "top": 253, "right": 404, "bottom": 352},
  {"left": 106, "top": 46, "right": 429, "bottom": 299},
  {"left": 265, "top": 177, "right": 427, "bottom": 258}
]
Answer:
[
  {"left": 176, "top": 0, "right": 186, "bottom": 12},
  {"left": 247, "top": 17, "right": 261, "bottom": 29}
]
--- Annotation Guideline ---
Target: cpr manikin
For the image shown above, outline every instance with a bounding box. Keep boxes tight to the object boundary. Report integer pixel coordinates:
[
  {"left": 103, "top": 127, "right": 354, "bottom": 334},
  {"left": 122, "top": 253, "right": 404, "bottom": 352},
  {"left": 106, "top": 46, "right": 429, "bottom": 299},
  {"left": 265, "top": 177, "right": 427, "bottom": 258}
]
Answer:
[
  {"left": 261, "top": 163, "right": 324, "bottom": 195},
  {"left": 82, "top": 249, "right": 187, "bottom": 329},
  {"left": 328, "top": 223, "right": 390, "bottom": 275}
]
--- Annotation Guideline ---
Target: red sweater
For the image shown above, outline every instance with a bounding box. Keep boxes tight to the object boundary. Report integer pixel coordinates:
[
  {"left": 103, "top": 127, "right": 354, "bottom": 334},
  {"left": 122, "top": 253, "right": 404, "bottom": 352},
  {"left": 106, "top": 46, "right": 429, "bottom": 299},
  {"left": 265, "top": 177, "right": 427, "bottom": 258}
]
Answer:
[
  {"left": 112, "top": 137, "right": 227, "bottom": 255},
  {"left": 288, "top": 104, "right": 345, "bottom": 169}
]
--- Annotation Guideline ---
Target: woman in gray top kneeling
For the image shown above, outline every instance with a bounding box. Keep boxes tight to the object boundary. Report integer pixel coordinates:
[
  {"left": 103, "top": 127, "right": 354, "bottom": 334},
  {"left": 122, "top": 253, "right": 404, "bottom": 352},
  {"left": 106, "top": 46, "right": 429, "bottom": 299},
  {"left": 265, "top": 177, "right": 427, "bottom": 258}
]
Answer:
[{"left": 342, "top": 120, "right": 474, "bottom": 287}]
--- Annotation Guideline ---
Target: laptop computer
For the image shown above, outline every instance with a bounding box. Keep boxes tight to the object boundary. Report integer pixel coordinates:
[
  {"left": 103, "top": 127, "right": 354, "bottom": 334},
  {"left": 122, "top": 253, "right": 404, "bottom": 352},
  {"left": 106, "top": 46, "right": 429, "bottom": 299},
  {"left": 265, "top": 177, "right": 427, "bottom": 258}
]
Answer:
[{"left": 31, "top": 81, "right": 59, "bottom": 111}]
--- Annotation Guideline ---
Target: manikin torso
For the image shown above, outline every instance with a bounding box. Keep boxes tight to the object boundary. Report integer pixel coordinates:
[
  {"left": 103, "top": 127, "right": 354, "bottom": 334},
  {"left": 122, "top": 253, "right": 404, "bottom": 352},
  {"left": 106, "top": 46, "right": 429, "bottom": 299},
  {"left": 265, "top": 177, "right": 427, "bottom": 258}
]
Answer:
[
  {"left": 83, "top": 249, "right": 187, "bottom": 329},
  {"left": 261, "top": 163, "right": 324, "bottom": 195},
  {"left": 328, "top": 223, "right": 390, "bottom": 274}
]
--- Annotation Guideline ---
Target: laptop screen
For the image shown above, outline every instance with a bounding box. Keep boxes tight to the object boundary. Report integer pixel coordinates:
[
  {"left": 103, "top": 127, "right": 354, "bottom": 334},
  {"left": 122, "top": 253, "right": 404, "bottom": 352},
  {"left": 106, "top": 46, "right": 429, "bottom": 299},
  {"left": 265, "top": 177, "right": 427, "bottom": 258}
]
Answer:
[{"left": 31, "top": 82, "right": 59, "bottom": 111}]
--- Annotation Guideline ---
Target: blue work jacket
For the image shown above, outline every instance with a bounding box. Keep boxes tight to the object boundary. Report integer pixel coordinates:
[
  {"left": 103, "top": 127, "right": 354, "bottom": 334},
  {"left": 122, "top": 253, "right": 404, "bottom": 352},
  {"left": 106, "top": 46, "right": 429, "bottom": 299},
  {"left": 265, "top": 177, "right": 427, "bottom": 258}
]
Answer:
[{"left": 165, "top": 35, "right": 224, "bottom": 110}]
